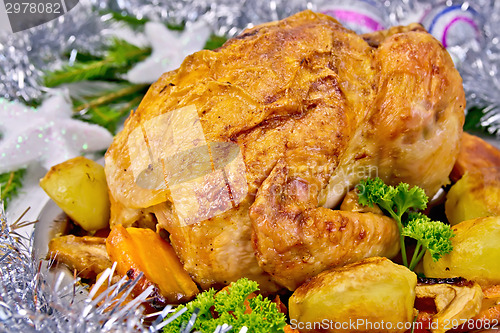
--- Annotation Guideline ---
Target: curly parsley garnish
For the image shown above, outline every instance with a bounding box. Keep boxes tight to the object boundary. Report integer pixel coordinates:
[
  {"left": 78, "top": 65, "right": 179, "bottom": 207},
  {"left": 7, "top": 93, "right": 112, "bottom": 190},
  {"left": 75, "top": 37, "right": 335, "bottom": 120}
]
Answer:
[
  {"left": 163, "top": 278, "right": 286, "bottom": 333},
  {"left": 357, "top": 177, "right": 454, "bottom": 270}
]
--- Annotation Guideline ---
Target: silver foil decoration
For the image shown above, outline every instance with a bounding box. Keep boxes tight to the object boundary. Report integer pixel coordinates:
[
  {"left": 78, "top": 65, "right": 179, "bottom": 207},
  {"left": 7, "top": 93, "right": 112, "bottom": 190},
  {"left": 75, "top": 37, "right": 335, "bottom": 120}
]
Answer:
[
  {"left": 458, "top": 0, "right": 500, "bottom": 135},
  {"left": 0, "top": 204, "right": 150, "bottom": 332},
  {"left": 388, "top": 0, "right": 500, "bottom": 134},
  {"left": 0, "top": 0, "right": 107, "bottom": 101}
]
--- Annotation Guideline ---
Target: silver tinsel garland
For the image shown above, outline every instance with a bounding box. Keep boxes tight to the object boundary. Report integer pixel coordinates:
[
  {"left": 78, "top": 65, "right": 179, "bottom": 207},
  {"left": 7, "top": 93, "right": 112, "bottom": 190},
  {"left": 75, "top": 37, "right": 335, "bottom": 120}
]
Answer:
[
  {"left": 0, "top": 0, "right": 310, "bottom": 102},
  {"left": 0, "top": 205, "right": 154, "bottom": 332}
]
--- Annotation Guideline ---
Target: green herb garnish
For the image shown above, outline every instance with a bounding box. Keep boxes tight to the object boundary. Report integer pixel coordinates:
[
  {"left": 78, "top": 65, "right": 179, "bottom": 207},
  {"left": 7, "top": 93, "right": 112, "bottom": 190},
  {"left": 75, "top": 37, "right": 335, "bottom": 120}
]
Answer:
[
  {"left": 357, "top": 177, "right": 454, "bottom": 270},
  {"left": 163, "top": 278, "right": 286, "bottom": 333},
  {"left": 402, "top": 212, "right": 455, "bottom": 269}
]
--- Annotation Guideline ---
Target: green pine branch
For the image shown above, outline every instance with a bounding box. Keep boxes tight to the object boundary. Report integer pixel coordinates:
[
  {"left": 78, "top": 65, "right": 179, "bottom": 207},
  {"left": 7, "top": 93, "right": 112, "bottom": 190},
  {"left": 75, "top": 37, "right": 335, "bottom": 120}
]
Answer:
[
  {"left": 75, "top": 94, "right": 145, "bottom": 134},
  {"left": 73, "top": 83, "right": 148, "bottom": 113},
  {"left": 204, "top": 34, "right": 227, "bottom": 50},
  {"left": 464, "top": 106, "right": 487, "bottom": 132},
  {"left": 43, "top": 36, "right": 153, "bottom": 135},
  {"left": 105, "top": 10, "right": 149, "bottom": 27},
  {"left": 71, "top": 82, "right": 149, "bottom": 134},
  {"left": 43, "top": 39, "right": 151, "bottom": 87},
  {"left": 103, "top": 10, "right": 185, "bottom": 31},
  {"left": 0, "top": 169, "right": 26, "bottom": 209},
  {"left": 464, "top": 105, "right": 500, "bottom": 136}
]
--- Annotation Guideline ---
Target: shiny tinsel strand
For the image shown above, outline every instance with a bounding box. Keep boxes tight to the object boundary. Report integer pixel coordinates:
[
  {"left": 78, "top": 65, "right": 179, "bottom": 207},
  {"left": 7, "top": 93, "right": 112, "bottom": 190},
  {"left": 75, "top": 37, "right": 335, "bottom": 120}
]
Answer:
[
  {"left": 458, "top": 0, "right": 500, "bottom": 135},
  {"left": 0, "top": 204, "right": 148, "bottom": 332},
  {"left": 388, "top": 0, "right": 500, "bottom": 135},
  {"left": 0, "top": 0, "right": 308, "bottom": 102},
  {"left": 2, "top": 0, "right": 500, "bottom": 133},
  {"left": 0, "top": 0, "right": 108, "bottom": 102}
]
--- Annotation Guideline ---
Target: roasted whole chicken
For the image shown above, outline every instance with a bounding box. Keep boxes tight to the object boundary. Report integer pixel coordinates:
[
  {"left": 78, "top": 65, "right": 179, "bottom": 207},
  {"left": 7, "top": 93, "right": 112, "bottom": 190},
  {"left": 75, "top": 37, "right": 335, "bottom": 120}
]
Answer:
[{"left": 105, "top": 11, "right": 465, "bottom": 292}]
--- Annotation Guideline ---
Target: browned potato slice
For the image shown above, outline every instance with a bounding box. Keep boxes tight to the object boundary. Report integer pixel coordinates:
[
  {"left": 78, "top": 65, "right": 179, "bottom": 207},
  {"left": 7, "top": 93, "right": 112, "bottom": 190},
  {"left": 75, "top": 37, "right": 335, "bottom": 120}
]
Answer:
[
  {"left": 416, "top": 279, "right": 483, "bottom": 333},
  {"left": 48, "top": 235, "right": 111, "bottom": 279},
  {"left": 423, "top": 216, "right": 500, "bottom": 286},
  {"left": 413, "top": 278, "right": 490, "bottom": 332},
  {"left": 40, "top": 156, "right": 111, "bottom": 232},
  {"left": 445, "top": 170, "right": 500, "bottom": 225},
  {"left": 289, "top": 257, "right": 417, "bottom": 333}
]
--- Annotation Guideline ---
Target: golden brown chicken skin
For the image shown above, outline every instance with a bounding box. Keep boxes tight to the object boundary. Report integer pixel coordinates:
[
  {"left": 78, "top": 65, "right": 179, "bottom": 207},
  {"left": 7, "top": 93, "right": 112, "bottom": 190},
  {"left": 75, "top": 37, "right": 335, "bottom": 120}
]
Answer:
[
  {"left": 250, "top": 161, "right": 400, "bottom": 290},
  {"left": 105, "top": 11, "right": 465, "bottom": 292}
]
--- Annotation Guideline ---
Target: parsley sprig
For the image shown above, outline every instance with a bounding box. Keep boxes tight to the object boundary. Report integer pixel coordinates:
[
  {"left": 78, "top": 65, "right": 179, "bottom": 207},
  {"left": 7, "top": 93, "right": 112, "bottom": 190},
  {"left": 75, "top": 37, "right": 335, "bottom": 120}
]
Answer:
[
  {"left": 403, "top": 212, "right": 455, "bottom": 267},
  {"left": 163, "top": 278, "right": 286, "bottom": 333},
  {"left": 357, "top": 177, "right": 454, "bottom": 270}
]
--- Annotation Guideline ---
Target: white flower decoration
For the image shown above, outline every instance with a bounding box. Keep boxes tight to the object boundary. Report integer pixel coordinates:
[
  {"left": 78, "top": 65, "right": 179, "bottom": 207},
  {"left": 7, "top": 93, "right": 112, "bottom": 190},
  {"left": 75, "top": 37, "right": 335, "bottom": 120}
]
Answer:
[
  {"left": 0, "top": 91, "right": 113, "bottom": 174},
  {"left": 126, "top": 20, "right": 211, "bottom": 84}
]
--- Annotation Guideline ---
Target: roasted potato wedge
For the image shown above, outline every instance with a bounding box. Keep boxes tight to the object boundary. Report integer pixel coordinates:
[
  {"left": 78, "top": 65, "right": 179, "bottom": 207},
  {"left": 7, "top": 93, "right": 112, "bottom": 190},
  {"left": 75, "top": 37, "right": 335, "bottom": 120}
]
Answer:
[
  {"left": 445, "top": 170, "right": 500, "bottom": 225},
  {"left": 47, "top": 235, "right": 111, "bottom": 279},
  {"left": 423, "top": 216, "right": 500, "bottom": 285},
  {"left": 450, "top": 132, "right": 500, "bottom": 182},
  {"left": 40, "top": 156, "right": 110, "bottom": 232},
  {"left": 106, "top": 225, "right": 199, "bottom": 304},
  {"left": 289, "top": 257, "right": 417, "bottom": 333}
]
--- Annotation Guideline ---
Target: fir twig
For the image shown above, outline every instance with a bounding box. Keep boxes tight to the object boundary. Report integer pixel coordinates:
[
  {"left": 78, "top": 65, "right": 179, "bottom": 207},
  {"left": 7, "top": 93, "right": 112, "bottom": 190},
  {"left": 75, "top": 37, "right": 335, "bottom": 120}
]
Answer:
[
  {"left": 72, "top": 81, "right": 149, "bottom": 134},
  {"left": 43, "top": 39, "right": 151, "bottom": 87},
  {"left": 105, "top": 10, "right": 149, "bottom": 27},
  {"left": 204, "top": 35, "right": 228, "bottom": 50},
  {"left": 116, "top": 95, "right": 144, "bottom": 114},
  {"left": 74, "top": 83, "right": 148, "bottom": 112},
  {"left": 45, "top": 61, "right": 109, "bottom": 87},
  {"left": 0, "top": 169, "right": 26, "bottom": 209},
  {"left": 464, "top": 105, "right": 500, "bottom": 136},
  {"left": 464, "top": 106, "right": 488, "bottom": 132},
  {"left": 75, "top": 97, "right": 144, "bottom": 134},
  {"left": 102, "top": 10, "right": 185, "bottom": 30}
]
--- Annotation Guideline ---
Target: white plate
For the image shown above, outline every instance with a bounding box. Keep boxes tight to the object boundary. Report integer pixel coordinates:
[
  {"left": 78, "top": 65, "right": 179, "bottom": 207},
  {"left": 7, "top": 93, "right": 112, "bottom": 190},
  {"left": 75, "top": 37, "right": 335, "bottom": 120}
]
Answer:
[
  {"left": 33, "top": 199, "right": 69, "bottom": 260},
  {"left": 34, "top": 199, "right": 82, "bottom": 293}
]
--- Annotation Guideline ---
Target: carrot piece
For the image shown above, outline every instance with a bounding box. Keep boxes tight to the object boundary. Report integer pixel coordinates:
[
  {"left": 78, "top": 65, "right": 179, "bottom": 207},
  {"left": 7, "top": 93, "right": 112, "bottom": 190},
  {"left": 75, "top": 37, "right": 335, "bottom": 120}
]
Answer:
[{"left": 106, "top": 225, "right": 199, "bottom": 304}]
